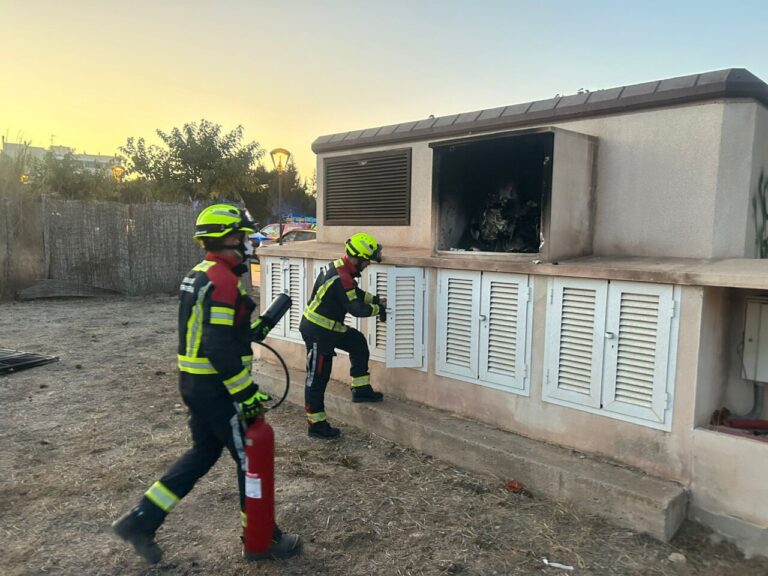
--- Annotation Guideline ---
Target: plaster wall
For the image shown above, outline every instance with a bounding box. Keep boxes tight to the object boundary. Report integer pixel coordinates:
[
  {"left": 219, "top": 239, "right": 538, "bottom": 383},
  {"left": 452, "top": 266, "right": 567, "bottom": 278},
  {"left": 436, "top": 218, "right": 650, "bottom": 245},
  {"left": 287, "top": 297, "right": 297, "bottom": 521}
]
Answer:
[
  {"left": 317, "top": 101, "right": 764, "bottom": 259},
  {"left": 261, "top": 259, "right": 704, "bottom": 483},
  {"left": 691, "top": 429, "right": 768, "bottom": 545},
  {"left": 692, "top": 287, "right": 730, "bottom": 426},
  {"left": 712, "top": 103, "right": 759, "bottom": 257},
  {"left": 558, "top": 103, "right": 724, "bottom": 258}
]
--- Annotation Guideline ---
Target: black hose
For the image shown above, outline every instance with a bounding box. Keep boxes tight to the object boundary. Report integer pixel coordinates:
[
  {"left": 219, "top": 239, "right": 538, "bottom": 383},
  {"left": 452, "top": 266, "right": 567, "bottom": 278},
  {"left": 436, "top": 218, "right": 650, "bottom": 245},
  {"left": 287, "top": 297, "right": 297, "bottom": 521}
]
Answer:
[{"left": 254, "top": 340, "right": 290, "bottom": 410}]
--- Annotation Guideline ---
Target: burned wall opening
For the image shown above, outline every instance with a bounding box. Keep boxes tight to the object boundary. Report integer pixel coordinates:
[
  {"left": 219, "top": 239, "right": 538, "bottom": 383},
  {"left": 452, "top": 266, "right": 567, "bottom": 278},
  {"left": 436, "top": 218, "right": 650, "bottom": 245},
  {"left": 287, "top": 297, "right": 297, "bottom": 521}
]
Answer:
[{"left": 434, "top": 131, "right": 553, "bottom": 253}]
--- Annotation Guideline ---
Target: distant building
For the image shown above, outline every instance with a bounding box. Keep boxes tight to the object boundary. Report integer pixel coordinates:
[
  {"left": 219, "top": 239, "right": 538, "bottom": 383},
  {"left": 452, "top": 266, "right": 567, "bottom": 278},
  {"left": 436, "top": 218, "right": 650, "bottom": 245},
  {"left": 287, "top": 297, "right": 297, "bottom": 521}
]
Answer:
[{"left": 1, "top": 138, "right": 119, "bottom": 174}]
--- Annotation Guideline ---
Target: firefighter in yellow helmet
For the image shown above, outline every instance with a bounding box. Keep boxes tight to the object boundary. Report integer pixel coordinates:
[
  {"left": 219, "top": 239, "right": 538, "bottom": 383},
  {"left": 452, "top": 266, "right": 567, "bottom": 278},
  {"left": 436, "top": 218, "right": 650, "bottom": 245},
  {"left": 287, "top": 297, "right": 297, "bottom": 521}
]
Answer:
[
  {"left": 112, "top": 204, "right": 301, "bottom": 564},
  {"left": 300, "top": 232, "right": 386, "bottom": 439}
]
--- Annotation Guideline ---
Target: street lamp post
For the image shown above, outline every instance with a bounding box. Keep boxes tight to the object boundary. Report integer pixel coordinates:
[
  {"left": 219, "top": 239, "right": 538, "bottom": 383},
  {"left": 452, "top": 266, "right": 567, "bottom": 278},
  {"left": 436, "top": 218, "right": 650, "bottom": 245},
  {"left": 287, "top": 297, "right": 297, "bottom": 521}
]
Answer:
[{"left": 270, "top": 148, "right": 291, "bottom": 245}]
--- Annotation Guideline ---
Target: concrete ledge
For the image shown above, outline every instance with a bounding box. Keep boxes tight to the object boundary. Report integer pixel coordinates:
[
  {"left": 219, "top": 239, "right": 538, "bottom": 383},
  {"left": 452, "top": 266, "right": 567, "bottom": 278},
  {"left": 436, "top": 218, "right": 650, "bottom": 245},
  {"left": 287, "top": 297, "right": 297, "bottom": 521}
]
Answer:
[{"left": 255, "top": 362, "right": 688, "bottom": 542}]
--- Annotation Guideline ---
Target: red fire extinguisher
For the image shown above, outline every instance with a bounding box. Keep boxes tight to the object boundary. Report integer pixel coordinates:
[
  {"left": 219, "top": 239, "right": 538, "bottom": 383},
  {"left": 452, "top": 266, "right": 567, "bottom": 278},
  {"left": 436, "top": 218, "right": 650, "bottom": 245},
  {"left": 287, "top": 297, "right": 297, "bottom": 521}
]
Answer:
[
  {"left": 241, "top": 293, "right": 294, "bottom": 559},
  {"left": 242, "top": 413, "right": 275, "bottom": 559}
]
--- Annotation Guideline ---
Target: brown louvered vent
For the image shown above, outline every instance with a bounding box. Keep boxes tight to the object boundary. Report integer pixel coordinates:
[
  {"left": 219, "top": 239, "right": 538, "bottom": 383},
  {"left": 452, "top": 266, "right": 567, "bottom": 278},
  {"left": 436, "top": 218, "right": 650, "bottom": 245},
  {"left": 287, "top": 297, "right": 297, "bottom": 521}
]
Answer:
[{"left": 324, "top": 149, "right": 411, "bottom": 225}]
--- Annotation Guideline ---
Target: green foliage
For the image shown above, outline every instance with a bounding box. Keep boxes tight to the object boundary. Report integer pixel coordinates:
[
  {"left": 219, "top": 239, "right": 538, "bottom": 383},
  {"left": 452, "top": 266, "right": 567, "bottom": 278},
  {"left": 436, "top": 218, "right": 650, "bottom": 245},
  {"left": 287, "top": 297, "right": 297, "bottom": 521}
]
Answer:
[
  {"left": 1, "top": 120, "right": 317, "bottom": 219},
  {"left": 0, "top": 144, "right": 30, "bottom": 197},
  {"left": 120, "top": 119, "right": 264, "bottom": 202},
  {"left": 0, "top": 145, "right": 120, "bottom": 200},
  {"left": 29, "top": 151, "right": 120, "bottom": 200},
  {"left": 754, "top": 170, "right": 768, "bottom": 258}
]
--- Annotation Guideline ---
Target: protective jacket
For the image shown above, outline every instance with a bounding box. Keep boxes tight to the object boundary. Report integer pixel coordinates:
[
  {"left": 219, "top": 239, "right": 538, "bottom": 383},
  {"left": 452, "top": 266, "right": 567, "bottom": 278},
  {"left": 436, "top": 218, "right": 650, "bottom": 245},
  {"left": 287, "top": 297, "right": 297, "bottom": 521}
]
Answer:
[
  {"left": 177, "top": 252, "right": 257, "bottom": 402},
  {"left": 302, "top": 257, "right": 380, "bottom": 332}
]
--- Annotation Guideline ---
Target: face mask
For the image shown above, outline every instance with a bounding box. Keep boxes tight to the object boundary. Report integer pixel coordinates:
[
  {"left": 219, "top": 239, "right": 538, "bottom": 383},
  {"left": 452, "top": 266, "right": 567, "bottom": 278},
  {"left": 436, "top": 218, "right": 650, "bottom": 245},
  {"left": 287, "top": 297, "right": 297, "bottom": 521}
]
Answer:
[{"left": 224, "top": 231, "right": 248, "bottom": 262}]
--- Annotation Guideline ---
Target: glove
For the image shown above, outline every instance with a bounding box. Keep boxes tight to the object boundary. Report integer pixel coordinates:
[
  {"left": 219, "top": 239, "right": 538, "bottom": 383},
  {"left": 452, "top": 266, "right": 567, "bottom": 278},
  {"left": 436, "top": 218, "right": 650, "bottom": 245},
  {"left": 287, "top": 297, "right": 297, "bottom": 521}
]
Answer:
[
  {"left": 250, "top": 317, "right": 271, "bottom": 342},
  {"left": 377, "top": 306, "right": 387, "bottom": 323},
  {"left": 238, "top": 390, "right": 271, "bottom": 424}
]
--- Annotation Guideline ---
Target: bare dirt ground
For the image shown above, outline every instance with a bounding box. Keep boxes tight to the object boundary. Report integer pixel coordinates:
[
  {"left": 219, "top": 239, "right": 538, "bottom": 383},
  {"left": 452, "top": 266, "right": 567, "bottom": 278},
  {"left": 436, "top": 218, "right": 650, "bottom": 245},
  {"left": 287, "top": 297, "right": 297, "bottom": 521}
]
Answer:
[{"left": 2, "top": 295, "right": 768, "bottom": 576}]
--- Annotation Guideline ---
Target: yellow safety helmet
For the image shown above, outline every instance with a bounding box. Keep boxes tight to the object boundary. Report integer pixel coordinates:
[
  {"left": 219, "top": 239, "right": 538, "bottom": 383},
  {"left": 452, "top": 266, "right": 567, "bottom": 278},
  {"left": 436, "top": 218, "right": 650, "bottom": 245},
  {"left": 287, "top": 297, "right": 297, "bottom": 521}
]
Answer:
[
  {"left": 194, "top": 204, "right": 255, "bottom": 239},
  {"left": 345, "top": 232, "right": 382, "bottom": 262}
]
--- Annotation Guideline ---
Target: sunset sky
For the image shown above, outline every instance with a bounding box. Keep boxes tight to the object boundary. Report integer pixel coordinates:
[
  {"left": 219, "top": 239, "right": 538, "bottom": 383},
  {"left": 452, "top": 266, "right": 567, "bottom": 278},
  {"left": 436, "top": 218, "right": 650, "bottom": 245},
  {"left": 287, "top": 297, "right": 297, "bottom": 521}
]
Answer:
[{"left": 2, "top": 0, "right": 767, "bottom": 179}]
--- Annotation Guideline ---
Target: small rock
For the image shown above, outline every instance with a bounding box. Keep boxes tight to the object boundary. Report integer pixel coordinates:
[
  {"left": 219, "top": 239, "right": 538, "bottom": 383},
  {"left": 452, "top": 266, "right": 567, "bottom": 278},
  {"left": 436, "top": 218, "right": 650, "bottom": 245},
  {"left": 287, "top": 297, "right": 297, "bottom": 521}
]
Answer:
[
  {"left": 668, "top": 552, "right": 686, "bottom": 564},
  {"left": 174, "top": 403, "right": 182, "bottom": 409},
  {"left": 708, "top": 533, "right": 723, "bottom": 545},
  {"left": 155, "top": 370, "right": 166, "bottom": 376},
  {"left": 39, "top": 384, "right": 48, "bottom": 389},
  {"left": 75, "top": 364, "right": 83, "bottom": 369}
]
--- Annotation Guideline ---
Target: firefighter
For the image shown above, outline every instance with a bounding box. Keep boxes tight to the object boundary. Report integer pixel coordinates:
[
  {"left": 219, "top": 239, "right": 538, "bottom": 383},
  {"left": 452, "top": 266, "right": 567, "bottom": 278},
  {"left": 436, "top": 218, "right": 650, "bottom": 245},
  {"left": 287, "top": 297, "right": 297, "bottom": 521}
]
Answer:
[
  {"left": 301, "top": 232, "right": 386, "bottom": 439},
  {"left": 111, "top": 204, "right": 301, "bottom": 564}
]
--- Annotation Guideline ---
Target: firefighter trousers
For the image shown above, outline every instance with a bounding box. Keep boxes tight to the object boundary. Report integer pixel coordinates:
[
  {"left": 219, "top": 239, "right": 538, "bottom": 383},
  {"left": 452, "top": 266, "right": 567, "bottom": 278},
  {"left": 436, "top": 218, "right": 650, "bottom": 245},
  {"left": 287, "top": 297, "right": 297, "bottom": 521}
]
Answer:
[
  {"left": 300, "top": 321, "right": 370, "bottom": 419},
  {"left": 136, "top": 376, "right": 247, "bottom": 530}
]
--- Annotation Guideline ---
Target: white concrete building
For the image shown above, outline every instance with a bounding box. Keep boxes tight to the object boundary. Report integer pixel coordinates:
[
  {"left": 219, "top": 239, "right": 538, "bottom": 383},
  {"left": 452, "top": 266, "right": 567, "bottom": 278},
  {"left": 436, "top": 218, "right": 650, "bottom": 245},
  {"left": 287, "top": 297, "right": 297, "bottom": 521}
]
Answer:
[
  {"left": 258, "top": 68, "right": 768, "bottom": 555},
  {"left": 1, "top": 139, "right": 118, "bottom": 173}
]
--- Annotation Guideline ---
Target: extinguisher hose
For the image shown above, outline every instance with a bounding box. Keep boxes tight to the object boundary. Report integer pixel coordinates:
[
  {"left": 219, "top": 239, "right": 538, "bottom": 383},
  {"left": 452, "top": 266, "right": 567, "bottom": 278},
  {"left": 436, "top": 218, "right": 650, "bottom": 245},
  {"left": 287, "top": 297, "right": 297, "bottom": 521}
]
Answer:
[{"left": 254, "top": 340, "right": 290, "bottom": 410}]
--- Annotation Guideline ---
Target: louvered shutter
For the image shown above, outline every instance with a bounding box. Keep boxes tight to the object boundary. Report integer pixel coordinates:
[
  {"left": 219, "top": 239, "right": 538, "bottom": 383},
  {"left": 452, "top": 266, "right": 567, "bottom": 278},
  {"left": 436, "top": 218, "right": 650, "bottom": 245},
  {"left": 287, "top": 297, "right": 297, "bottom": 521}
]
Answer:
[
  {"left": 386, "top": 267, "right": 424, "bottom": 368},
  {"left": 436, "top": 270, "right": 481, "bottom": 379},
  {"left": 283, "top": 258, "right": 306, "bottom": 341},
  {"left": 365, "top": 265, "right": 389, "bottom": 360},
  {"left": 324, "top": 149, "right": 411, "bottom": 225},
  {"left": 264, "top": 258, "right": 286, "bottom": 337},
  {"left": 601, "top": 281, "right": 674, "bottom": 423},
  {"left": 478, "top": 273, "right": 530, "bottom": 390},
  {"left": 544, "top": 277, "right": 606, "bottom": 407}
]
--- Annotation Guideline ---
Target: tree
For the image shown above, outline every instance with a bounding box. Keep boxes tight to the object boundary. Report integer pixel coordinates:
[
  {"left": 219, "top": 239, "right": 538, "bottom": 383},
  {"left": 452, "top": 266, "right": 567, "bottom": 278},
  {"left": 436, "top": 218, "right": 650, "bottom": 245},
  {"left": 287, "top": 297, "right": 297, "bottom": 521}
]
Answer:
[
  {"left": 0, "top": 142, "right": 32, "bottom": 196},
  {"left": 29, "top": 151, "right": 119, "bottom": 200},
  {"left": 120, "top": 120, "right": 265, "bottom": 202}
]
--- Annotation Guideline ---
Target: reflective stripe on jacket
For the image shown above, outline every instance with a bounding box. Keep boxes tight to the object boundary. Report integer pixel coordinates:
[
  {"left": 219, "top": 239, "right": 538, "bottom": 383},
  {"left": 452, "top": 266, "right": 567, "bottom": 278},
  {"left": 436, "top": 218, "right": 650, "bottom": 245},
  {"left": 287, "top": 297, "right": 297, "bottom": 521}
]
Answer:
[
  {"left": 302, "top": 257, "right": 380, "bottom": 332},
  {"left": 177, "top": 252, "right": 257, "bottom": 401}
]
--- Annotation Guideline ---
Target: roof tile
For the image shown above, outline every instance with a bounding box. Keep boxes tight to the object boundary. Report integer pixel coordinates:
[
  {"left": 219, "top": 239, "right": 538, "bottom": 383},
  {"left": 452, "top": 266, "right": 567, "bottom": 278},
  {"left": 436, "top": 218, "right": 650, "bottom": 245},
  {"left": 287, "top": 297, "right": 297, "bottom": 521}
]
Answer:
[
  {"left": 621, "top": 81, "right": 660, "bottom": 98},
  {"left": 454, "top": 111, "right": 481, "bottom": 124},
  {"left": 586, "top": 87, "right": 624, "bottom": 103},
  {"left": 658, "top": 74, "right": 699, "bottom": 91},
  {"left": 394, "top": 121, "right": 419, "bottom": 133},
  {"left": 529, "top": 97, "right": 561, "bottom": 112},
  {"left": 433, "top": 114, "right": 459, "bottom": 127},
  {"left": 313, "top": 68, "right": 768, "bottom": 153},
  {"left": 414, "top": 118, "right": 438, "bottom": 130},
  {"left": 477, "top": 106, "right": 507, "bottom": 121},
  {"left": 501, "top": 102, "right": 533, "bottom": 116}
]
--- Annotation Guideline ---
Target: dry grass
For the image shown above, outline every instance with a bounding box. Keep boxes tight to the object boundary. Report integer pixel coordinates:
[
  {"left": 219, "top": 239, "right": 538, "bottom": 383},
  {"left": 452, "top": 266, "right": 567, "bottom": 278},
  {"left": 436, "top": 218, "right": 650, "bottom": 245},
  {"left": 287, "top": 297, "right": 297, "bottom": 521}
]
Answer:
[{"left": 1, "top": 296, "right": 766, "bottom": 575}]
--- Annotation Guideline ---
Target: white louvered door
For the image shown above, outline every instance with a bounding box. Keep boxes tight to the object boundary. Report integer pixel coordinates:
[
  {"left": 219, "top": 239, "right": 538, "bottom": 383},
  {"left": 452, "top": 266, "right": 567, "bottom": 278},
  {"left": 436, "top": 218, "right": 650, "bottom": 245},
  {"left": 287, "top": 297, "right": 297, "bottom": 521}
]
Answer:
[
  {"left": 283, "top": 258, "right": 305, "bottom": 341},
  {"left": 436, "top": 270, "right": 481, "bottom": 379},
  {"left": 366, "top": 265, "right": 389, "bottom": 360},
  {"left": 479, "top": 273, "right": 530, "bottom": 390},
  {"left": 601, "top": 281, "right": 674, "bottom": 423},
  {"left": 544, "top": 277, "right": 607, "bottom": 407},
  {"left": 386, "top": 267, "right": 425, "bottom": 368},
  {"left": 264, "top": 258, "right": 286, "bottom": 337}
]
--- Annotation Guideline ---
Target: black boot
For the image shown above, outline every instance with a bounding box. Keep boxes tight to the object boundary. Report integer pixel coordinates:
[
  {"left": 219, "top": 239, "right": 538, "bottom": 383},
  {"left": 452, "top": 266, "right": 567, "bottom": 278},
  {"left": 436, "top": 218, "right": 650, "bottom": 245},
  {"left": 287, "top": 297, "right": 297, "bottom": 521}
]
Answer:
[
  {"left": 244, "top": 525, "right": 303, "bottom": 560},
  {"left": 308, "top": 420, "right": 341, "bottom": 439},
  {"left": 112, "top": 506, "right": 163, "bottom": 564},
  {"left": 352, "top": 384, "right": 383, "bottom": 403}
]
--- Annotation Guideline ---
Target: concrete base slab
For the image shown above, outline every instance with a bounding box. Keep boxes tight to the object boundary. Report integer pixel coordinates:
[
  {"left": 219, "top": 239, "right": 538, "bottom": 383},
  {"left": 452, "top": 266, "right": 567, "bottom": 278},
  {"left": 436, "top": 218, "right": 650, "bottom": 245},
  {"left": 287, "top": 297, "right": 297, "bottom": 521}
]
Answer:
[
  {"left": 691, "top": 506, "right": 768, "bottom": 559},
  {"left": 255, "top": 361, "right": 688, "bottom": 542}
]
